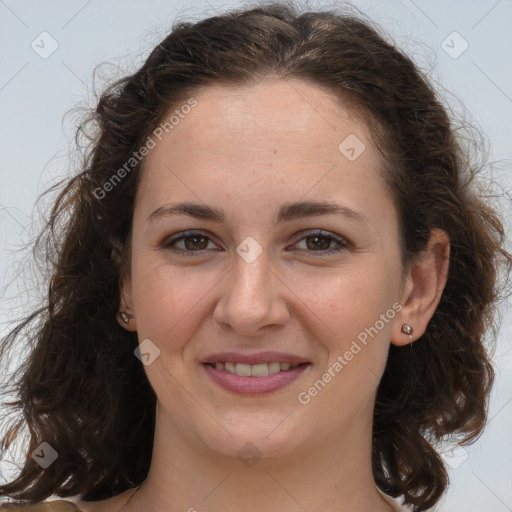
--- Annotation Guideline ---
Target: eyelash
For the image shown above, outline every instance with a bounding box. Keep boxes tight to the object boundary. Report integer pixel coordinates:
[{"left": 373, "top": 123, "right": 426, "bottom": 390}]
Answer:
[{"left": 161, "top": 230, "right": 351, "bottom": 257}]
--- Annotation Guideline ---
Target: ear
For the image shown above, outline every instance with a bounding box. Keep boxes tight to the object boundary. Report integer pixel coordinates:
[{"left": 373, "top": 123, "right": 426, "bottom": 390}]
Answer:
[
  {"left": 391, "top": 228, "right": 450, "bottom": 346},
  {"left": 112, "top": 238, "right": 137, "bottom": 332}
]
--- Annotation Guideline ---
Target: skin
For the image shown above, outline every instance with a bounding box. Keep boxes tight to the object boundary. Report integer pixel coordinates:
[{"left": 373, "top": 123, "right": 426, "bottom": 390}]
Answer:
[{"left": 76, "top": 78, "right": 449, "bottom": 512}]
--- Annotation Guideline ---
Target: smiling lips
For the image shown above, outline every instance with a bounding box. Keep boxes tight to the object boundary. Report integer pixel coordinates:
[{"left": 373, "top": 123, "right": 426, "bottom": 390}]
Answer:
[
  {"left": 206, "top": 361, "right": 303, "bottom": 377},
  {"left": 203, "top": 351, "right": 309, "bottom": 366},
  {"left": 202, "top": 351, "right": 311, "bottom": 394}
]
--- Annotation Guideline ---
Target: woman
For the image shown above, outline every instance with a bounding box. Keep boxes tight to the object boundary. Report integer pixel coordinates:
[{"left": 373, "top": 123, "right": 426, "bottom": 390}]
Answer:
[{"left": 1, "top": 2, "right": 510, "bottom": 511}]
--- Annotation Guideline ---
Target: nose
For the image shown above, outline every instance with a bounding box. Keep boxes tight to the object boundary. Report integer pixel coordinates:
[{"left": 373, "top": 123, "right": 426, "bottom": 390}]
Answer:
[{"left": 212, "top": 249, "right": 291, "bottom": 336}]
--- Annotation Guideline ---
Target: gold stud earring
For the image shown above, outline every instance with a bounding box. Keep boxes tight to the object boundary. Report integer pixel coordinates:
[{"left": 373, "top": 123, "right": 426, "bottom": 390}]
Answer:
[
  {"left": 401, "top": 324, "right": 413, "bottom": 335},
  {"left": 401, "top": 323, "right": 413, "bottom": 341},
  {"left": 120, "top": 311, "right": 133, "bottom": 324}
]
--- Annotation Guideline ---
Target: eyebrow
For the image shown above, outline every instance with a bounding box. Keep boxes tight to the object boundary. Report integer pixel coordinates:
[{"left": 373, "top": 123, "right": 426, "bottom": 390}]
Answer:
[{"left": 147, "top": 200, "right": 368, "bottom": 224}]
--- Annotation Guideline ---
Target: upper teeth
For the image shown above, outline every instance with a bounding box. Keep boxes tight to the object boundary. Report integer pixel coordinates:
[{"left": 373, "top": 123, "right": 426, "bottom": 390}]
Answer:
[{"left": 214, "top": 362, "right": 300, "bottom": 377}]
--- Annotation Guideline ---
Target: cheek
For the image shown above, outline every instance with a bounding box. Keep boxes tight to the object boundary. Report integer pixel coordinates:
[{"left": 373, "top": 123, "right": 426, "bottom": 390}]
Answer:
[
  {"left": 284, "top": 261, "right": 398, "bottom": 346},
  {"left": 130, "top": 260, "right": 220, "bottom": 349},
  {"left": 295, "top": 270, "right": 399, "bottom": 408}
]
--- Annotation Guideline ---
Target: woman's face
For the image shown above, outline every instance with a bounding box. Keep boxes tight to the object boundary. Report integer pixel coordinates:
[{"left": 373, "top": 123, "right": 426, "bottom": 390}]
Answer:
[{"left": 121, "top": 79, "right": 411, "bottom": 460}]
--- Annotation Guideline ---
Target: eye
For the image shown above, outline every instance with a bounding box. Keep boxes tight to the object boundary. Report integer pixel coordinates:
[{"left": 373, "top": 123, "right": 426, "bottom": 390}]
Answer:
[
  {"left": 161, "top": 231, "right": 220, "bottom": 257},
  {"left": 290, "top": 230, "right": 351, "bottom": 255},
  {"left": 160, "top": 229, "right": 351, "bottom": 257}
]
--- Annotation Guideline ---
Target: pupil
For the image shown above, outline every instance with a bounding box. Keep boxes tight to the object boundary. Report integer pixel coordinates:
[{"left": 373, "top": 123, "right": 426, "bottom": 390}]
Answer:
[
  {"left": 185, "top": 236, "right": 207, "bottom": 250},
  {"left": 307, "top": 235, "right": 329, "bottom": 250}
]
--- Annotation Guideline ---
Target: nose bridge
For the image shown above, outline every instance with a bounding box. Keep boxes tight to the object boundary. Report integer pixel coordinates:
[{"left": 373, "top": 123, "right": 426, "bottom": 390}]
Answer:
[
  {"left": 231, "top": 246, "right": 273, "bottom": 308},
  {"left": 231, "top": 233, "right": 272, "bottom": 297},
  {"left": 213, "top": 243, "right": 289, "bottom": 333}
]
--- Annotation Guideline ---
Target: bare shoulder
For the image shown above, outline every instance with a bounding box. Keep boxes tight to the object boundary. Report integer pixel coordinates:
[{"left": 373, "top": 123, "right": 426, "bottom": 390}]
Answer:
[
  {"left": 67, "top": 500, "right": 107, "bottom": 512},
  {"left": 0, "top": 500, "right": 80, "bottom": 511},
  {"left": 71, "top": 491, "right": 135, "bottom": 512},
  {"left": 0, "top": 488, "right": 136, "bottom": 512}
]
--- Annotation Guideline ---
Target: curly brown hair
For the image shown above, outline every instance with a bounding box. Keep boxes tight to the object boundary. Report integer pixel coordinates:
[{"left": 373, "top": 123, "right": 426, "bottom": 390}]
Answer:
[{"left": 1, "top": 2, "right": 510, "bottom": 511}]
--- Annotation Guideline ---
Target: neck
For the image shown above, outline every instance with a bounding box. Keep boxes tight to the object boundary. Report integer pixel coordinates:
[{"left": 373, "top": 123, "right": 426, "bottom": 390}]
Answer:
[{"left": 130, "top": 400, "right": 395, "bottom": 512}]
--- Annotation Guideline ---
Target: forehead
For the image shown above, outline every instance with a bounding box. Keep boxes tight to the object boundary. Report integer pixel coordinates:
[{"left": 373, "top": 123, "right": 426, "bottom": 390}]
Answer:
[
  {"left": 136, "top": 79, "right": 395, "bottom": 233},
  {"left": 158, "top": 79, "right": 371, "bottom": 161}
]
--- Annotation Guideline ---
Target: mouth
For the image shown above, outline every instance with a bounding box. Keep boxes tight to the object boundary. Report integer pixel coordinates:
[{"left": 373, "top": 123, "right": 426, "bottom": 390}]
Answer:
[
  {"left": 203, "top": 361, "right": 308, "bottom": 377},
  {"left": 201, "top": 361, "right": 312, "bottom": 395}
]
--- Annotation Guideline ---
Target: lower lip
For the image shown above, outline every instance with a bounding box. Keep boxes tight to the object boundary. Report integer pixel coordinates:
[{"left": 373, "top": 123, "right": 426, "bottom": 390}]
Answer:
[{"left": 202, "top": 363, "right": 311, "bottom": 395}]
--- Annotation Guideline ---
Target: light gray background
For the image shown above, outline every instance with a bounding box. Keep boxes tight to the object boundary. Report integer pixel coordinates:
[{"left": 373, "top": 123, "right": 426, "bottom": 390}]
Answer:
[{"left": 0, "top": 1, "right": 511, "bottom": 511}]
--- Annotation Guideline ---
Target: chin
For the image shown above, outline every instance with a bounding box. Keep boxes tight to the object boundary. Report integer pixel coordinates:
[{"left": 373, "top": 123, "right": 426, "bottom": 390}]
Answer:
[{"left": 199, "top": 422, "right": 306, "bottom": 464}]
